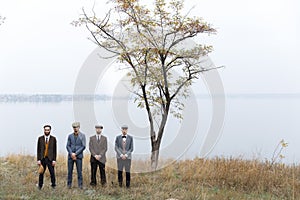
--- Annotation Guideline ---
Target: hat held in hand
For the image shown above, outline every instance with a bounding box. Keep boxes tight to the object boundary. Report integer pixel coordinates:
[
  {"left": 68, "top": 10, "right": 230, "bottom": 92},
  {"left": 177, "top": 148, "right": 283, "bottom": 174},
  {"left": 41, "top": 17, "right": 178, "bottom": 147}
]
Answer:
[{"left": 38, "top": 165, "right": 44, "bottom": 174}]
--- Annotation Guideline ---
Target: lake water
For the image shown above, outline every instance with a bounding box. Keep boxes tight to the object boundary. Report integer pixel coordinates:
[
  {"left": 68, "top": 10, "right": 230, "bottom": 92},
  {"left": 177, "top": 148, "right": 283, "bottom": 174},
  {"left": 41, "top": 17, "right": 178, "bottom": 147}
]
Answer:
[{"left": 0, "top": 95, "right": 299, "bottom": 165}]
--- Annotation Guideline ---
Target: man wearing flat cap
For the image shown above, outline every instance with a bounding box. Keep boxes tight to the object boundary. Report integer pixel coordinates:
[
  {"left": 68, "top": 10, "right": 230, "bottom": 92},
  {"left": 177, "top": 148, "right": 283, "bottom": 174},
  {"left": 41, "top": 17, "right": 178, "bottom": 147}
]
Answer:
[
  {"left": 66, "top": 122, "right": 86, "bottom": 189},
  {"left": 89, "top": 124, "right": 107, "bottom": 186},
  {"left": 114, "top": 125, "right": 134, "bottom": 188}
]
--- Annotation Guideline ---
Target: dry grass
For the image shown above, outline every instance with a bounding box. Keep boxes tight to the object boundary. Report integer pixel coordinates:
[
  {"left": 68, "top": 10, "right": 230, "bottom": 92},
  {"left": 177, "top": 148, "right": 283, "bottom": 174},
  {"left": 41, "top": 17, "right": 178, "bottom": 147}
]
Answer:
[{"left": 0, "top": 154, "right": 299, "bottom": 200}]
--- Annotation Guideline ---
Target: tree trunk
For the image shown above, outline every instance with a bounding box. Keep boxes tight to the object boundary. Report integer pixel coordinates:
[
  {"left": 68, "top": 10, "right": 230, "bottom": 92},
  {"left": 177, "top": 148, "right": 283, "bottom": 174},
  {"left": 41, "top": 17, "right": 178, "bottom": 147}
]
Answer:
[
  {"left": 150, "top": 110, "right": 169, "bottom": 170},
  {"left": 151, "top": 147, "right": 159, "bottom": 170}
]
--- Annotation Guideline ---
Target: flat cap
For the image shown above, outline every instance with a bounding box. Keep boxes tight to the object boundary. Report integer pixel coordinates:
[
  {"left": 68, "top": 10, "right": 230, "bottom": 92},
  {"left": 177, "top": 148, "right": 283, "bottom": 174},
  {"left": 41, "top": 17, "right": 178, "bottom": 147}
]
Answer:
[
  {"left": 95, "top": 124, "right": 103, "bottom": 129},
  {"left": 72, "top": 122, "right": 80, "bottom": 128},
  {"left": 121, "top": 124, "right": 128, "bottom": 129}
]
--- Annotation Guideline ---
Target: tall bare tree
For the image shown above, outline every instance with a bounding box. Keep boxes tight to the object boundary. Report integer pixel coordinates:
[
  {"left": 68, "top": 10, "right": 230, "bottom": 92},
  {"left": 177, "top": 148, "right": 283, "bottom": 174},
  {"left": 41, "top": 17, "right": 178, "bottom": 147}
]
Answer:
[{"left": 73, "top": 0, "right": 220, "bottom": 169}]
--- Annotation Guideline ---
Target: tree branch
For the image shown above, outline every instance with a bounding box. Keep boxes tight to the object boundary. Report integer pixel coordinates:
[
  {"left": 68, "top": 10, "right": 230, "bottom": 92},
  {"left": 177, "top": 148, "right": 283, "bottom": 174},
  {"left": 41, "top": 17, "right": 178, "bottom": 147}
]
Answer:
[{"left": 170, "top": 65, "right": 224, "bottom": 100}]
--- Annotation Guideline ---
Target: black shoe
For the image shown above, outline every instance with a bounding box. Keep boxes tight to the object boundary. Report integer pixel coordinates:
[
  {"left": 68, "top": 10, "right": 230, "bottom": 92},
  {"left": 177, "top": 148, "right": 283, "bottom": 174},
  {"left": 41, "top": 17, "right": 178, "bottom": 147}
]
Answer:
[
  {"left": 38, "top": 186, "right": 42, "bottom": 190},
  {"left": 118, "top": 182, "right": 122, "bottom": 187},
  {"left": 67, "top": 185, "right": 71, "bottom": 189},
  {"left": 79, "top": 185, "right": 83, "bottom": 189},
  {"left": 126, "top": 181, "right": 130, "bottom": 188},
  {"left": 90, "top": 182, "right": 96, "bottom": 186}
]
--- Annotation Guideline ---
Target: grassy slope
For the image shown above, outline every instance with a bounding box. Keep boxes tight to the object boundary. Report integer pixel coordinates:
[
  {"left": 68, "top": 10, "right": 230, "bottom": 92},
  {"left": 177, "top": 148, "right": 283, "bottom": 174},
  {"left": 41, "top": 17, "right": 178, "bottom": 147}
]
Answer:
[{"left": 0, "top": 155, "right": 299, "bottom": 200}]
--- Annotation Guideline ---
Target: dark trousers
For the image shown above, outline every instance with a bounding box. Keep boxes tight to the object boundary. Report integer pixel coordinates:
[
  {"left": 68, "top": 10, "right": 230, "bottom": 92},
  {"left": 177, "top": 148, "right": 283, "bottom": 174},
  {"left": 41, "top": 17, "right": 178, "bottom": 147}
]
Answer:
[
  {"left": 67, "top": 158, "right": 83, "bottom": 187},
  {"left": 117, "top": 158, "right": 131, "bottom": 187},
  {"left": 38, "top": 157, "right": 56, "bottom": 188},
  {"left": 90, "top": 161, "right": 106, "bottom": 185}
]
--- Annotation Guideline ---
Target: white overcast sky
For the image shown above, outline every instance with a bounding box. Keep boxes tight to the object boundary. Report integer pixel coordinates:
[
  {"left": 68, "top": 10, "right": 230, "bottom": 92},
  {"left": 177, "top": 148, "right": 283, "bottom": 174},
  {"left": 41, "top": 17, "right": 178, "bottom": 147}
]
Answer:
[{"left": 0, "top": 0, "right": 299, "bottom": 94}]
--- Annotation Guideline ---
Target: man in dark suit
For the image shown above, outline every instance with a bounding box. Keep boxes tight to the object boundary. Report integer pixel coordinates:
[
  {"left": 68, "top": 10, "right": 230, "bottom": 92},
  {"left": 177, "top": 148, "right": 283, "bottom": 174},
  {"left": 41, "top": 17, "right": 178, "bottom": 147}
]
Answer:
[
  {"left": 66, "top": 122, "right": 86, "bottom": 189},
  {"left": 115, "top": 125, "right": 134, "bottom": 188},
  {"left": 89, "top": 124, "right": 107, "bottom": 186},
  {"left": 37, "top": 124, "right": 57, "bottom": 189}
]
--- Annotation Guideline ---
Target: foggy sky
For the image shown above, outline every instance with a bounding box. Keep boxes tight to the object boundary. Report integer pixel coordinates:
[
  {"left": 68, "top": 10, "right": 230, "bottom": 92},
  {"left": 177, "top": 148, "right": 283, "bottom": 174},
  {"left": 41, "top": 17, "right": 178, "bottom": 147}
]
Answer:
[{"left": 0, "top": 0, "right": 299, "bottom": 94}]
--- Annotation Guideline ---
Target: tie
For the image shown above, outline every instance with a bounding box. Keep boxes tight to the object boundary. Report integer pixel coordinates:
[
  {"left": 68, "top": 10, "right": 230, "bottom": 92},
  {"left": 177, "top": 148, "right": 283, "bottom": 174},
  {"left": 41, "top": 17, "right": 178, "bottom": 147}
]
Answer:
[
  {"left": 44, "top": 137, "right": 49, "bottom": 157},
  {"left": 122, "top": 139, "right": 126, "bottom": 153},
  {"left": 97, "top": 136, "right": 100, "bottom": 143}
]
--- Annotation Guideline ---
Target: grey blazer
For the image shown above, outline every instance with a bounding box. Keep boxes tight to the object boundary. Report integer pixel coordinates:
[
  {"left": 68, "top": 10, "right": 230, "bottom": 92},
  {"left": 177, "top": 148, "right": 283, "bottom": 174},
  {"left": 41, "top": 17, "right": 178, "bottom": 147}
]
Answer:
[
  {"left": 66, "top": 132, "right": 86, "bottom": 159},
  {"left": 115, "top": 134, "right": 133, "bottom": 159},
  {"left": 89, "top": 135, "right": 107, "bottom": 164}
]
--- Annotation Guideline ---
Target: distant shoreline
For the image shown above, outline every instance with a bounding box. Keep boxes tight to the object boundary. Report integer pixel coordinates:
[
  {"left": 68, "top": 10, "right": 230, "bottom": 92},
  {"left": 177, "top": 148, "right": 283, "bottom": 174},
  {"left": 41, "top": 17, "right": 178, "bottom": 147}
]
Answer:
[{"left": 0, "top": 93, "right": 300, "bottom": 103}]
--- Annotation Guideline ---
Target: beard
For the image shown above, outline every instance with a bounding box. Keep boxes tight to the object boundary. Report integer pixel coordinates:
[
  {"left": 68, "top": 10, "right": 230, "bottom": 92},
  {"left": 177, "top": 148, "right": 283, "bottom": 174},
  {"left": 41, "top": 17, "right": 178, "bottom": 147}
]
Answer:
[{"left": 44, "top": 132, "right": 50, "bottom": 136}]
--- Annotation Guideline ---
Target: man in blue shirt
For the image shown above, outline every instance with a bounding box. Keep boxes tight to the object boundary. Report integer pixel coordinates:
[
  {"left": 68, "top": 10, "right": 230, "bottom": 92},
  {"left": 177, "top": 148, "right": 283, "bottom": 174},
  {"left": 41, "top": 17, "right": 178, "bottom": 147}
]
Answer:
[{"left": 66, "top": 122, "right": 86, "bottom": 189}]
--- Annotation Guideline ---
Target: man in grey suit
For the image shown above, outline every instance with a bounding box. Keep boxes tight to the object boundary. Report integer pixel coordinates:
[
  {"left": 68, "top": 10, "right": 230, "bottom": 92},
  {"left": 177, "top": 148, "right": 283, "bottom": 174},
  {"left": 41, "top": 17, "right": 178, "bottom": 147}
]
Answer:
[
  {"left": 37, "top": 125, "right": 57, "bottom": 189},
  {"left": 115, "top": 125, "right": 133, "bottom": 188},
  {"left": 89, "top": 124, "right": 107, "bottom": 186},
  {"left": 66, "top": 122, "right": 86, "bottom": 189}
]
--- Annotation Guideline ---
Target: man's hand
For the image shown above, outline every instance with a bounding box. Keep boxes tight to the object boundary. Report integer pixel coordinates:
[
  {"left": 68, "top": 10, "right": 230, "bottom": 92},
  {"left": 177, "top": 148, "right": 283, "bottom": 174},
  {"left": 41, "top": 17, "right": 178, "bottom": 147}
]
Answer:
[
  {"left": 52, "top": 161, "right": 56, "bottom": 167},
  {"left": 95, "top": 155, "right": 101, "bottom": 161},
  {"left": 71, "top": 153, "right": 77, "bottom": 160},
  {"left": 37, "top": 160, "right": 41, "bottom": 165},
  {"left": 121, "top": 155, "right": 127, "bottom": 160}
]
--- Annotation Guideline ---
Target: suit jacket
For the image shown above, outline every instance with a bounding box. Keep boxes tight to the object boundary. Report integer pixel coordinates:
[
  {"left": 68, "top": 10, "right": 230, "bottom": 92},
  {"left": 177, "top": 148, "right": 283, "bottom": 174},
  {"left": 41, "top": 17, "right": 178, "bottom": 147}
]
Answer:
[
  {"left": 66, "top": 132, "right": 86, "bottom": 159},
  {"left": 89, "top": 135, "right": 107, "bottom": 164},
  {"left": 37, "top": 135, "right": 57, "bottom": 161},
  {"left": 115, "top": 134, "right": 133, "bottom": 159}
]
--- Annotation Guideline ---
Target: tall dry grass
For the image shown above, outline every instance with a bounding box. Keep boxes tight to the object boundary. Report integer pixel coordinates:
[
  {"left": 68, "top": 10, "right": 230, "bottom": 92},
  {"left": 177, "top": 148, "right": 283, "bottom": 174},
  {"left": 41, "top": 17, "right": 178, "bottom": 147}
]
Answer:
[{"left": 0, "top": 154, "right": 299, "bottom": 199}]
